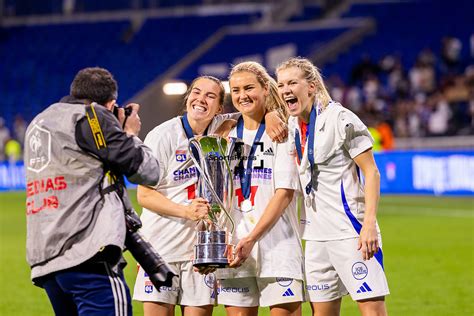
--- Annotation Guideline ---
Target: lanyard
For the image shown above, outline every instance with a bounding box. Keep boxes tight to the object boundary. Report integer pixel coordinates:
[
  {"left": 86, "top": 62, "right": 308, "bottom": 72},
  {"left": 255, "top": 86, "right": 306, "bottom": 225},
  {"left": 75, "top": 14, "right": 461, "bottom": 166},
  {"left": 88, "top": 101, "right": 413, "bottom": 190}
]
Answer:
[
  {"left": 181, "top": 113, "right": 209, "bottom": 164},
  {"left": 294, "top": 105, "right": 317, "bottom": 195},
  {"left": 295, "top": 105, "right": 317, "bottom": 169},
  {"left": 236, "top": 116, "right": 266, "bottom": 199}
]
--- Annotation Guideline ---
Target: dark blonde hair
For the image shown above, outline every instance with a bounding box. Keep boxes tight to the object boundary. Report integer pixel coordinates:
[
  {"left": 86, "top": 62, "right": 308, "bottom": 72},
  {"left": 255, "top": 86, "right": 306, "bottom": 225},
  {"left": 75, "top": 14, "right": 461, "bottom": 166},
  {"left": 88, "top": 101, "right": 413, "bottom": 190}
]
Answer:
[
  {"left": 182, "top": 75, "right": 225, "bottom": 110},
  {"left": 276, "top": 57, "right": 331, "bottom": 108},
  {"left": 229, "top": 61, "right": 288, "bottom": 121}
]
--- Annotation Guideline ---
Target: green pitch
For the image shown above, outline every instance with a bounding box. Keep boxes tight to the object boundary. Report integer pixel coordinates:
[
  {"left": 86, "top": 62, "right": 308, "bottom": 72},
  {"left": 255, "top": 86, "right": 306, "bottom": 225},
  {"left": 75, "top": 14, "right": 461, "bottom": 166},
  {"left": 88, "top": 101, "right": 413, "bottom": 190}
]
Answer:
[{"left": 1, "top": 191, "right": 472, "bottom": 315}]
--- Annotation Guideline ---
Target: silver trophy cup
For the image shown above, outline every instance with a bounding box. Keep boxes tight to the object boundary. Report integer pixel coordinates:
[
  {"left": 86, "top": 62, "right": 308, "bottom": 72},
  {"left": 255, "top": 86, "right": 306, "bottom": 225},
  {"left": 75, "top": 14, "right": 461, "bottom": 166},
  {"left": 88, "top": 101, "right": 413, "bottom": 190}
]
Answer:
[{"left": 187, "top": 136, "right": 240, "bottom": 268}]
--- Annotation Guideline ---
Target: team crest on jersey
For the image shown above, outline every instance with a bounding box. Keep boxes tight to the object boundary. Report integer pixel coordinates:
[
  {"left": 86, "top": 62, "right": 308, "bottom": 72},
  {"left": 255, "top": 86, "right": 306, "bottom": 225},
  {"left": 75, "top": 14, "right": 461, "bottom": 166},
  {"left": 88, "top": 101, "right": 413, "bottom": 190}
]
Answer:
[
  {"left": 175, "top": 150, "right": 187, "bottom": 162},
  {"left": 144, "top": 280, "right": 154, "bottom": 293}
]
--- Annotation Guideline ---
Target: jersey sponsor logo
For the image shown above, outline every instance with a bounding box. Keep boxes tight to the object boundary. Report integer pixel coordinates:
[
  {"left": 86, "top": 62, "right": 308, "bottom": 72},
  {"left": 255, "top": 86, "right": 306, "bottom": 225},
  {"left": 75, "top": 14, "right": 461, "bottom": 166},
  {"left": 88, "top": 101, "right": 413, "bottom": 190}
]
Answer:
[
  {"left": 282, "top": 288, "right": 295, "bottom": 297},
  {"left": 144, "top": 280, "right": 154, "bottom": 294},
  {"left": 175, "top": 150, "right": 187, "bottom": 162},
  {"left": 356, "top": 282, "right": 372, "bottom": 293},
  {"left": 173, "top": 166, "right": 197, "bottom": 181},
  {"left": 26, "top": 125, "right": 51, "bottom": 173},
  {"left": 263, "top": 147, "right": 274, "bottom": 156},
  {"left": 211, "top": 286, "right": 250, "bottom": 298},
  {"left": 352, "top": 262, "right": 368, "bottom": 280},
  {"left": 306, "top": 284, "right": 330, "bottom": 291},
  {"left": 204, "top": 273, "right": 216, "bottom": 289},
  {"left": 233, "top": 167, "right": 273, "bottom": 181},
  {"left": 276, "top": 277, "right": 293, "bottom": 287}
]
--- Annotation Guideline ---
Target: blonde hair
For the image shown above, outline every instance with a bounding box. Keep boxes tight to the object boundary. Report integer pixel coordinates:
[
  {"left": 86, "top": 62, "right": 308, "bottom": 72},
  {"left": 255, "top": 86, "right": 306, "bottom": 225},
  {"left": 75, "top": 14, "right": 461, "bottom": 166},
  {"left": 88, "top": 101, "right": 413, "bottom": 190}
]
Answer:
[
  {"left": 276, "top": 57, "right": 331, "bottom": 108},
  {"left": 229, "top": 61, "right": 288, "bottom": 121}
]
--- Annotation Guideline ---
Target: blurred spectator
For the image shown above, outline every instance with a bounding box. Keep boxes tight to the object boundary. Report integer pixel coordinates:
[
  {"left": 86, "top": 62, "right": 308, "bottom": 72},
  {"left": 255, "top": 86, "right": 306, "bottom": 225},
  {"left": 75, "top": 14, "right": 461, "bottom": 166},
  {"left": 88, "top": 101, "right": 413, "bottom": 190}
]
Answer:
[
  {"left": 13, "top": 114, "right": 27, "bottom": 146},
  {"left": 428, "top": 93, "right": 451, "bottom": 136},
  {"left": 368, "top": 126, "right": 382, "bottom": 152},
  {"left": 440, "top": 36, "right": 463, "bottom": 76},
  {"left": 376, "top": 120, "right": 394, "bottom": 150},
  {"left": 350, "top": 54, "right": 380, "bottom": 84},
  {"left": 5, "top": 138, "right": 22, "bottom": 163},
  {"left": 0, "top": 118, "right": 11, "bottom": 161}
]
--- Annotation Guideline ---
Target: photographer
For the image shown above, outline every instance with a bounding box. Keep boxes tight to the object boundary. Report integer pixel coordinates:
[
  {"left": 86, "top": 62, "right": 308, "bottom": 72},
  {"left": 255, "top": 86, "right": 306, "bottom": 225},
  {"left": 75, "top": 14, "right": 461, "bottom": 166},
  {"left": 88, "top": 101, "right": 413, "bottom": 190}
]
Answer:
[{"left": 24, "top": 67, "right": 161, "bottom": 315}]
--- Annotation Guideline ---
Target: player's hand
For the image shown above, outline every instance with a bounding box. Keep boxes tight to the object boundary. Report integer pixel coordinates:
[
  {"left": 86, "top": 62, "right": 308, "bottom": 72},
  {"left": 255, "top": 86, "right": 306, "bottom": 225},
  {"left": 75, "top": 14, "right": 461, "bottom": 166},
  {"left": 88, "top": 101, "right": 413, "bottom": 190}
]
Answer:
[
  {"left": 265, "top": 110, "right": 288, "bottom": 143},
  {"left": 194, "top": 266, "right": 217, "bottom": 275},
  {"left": 185, "top": 198, "right": 210, "bottom": 221},
  {"left": 358, "top": 221, "right": 379, "bottom": 260},
  {"left": 229, "top": 236, "right": 255, "bottom": 268},
  {"left": 121, "top": 103, "right": 141, "bottom": 136},
  {"left": 213, "top": 119, "right": 237, "bottom": 137}
]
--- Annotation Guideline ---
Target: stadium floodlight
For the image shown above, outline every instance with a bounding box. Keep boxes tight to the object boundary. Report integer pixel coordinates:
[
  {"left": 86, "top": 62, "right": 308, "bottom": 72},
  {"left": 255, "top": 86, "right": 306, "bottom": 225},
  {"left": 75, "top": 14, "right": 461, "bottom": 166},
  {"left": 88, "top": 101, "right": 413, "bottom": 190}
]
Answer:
[
  {"left": 163, "top": 82, "right": 187, "bottom": 95},
  {"left": 222, "top": 81, "right": 230, "bottom": 94}
]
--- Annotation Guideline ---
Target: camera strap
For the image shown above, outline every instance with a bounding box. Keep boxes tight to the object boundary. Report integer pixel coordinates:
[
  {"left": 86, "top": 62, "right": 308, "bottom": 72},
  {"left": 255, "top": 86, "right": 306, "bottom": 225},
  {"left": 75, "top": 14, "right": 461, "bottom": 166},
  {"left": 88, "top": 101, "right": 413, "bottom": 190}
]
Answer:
[{"left": 85, "top": 103, "right": 107, "bottom": 150}]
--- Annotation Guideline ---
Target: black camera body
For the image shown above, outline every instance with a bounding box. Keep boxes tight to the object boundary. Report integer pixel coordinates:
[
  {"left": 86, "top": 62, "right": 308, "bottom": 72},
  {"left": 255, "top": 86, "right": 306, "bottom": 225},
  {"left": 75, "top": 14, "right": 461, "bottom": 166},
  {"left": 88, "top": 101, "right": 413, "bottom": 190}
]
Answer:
[
  {"left": 124, "top": 210, "right": 177, "bottom": 290},
  {"left": 113, "top": 105, "right": 132, "bottom": 118}
]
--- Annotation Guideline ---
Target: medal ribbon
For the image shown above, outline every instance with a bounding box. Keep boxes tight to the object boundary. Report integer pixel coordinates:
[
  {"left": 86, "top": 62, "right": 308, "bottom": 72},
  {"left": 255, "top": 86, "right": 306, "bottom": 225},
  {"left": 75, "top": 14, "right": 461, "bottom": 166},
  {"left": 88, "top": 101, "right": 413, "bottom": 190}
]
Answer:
[
  {"left": 294, "top": 105, "right": 317, "bottom": 195},
  {"left": 236, "top": 116, "right": 265, "bottom": 200},
  {"left": 181, "top": 113, "right": 209, "bottom": 160}
]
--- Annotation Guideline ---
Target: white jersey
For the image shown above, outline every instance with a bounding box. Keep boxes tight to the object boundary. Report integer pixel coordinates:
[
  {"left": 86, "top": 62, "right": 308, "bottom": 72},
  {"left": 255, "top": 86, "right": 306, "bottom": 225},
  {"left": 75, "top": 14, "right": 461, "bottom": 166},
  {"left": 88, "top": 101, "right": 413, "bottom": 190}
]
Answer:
[
  {"left": 218, "top": 126, "right": 303, "bottom": 280},
  {"left": 288, "top": 102, "right": 380, "bottom": 241},
  {"left": 140, "top": 114, "right": 234, "bottom": 262}
]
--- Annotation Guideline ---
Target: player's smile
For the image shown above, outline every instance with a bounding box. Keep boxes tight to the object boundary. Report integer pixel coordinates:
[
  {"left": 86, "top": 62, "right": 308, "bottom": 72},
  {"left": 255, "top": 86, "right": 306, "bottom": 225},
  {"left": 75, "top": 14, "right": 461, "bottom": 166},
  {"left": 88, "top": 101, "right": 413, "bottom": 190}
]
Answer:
[
  {"left": 230, "top": 71, "right": 268, "bottom": 119},
  {"left": 277, "top": 67, "right": 315, "bottom": 121},
  {"left": 186, "top": 78, "right": 221, "bottom": 122}
]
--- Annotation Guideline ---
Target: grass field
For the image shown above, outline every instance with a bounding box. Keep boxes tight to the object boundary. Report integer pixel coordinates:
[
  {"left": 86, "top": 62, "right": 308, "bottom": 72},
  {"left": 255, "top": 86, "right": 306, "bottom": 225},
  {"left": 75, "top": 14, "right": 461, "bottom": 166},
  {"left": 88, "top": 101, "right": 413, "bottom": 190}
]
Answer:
[{"left": 1, "top": 191, "right": 473, "bottom": 315}]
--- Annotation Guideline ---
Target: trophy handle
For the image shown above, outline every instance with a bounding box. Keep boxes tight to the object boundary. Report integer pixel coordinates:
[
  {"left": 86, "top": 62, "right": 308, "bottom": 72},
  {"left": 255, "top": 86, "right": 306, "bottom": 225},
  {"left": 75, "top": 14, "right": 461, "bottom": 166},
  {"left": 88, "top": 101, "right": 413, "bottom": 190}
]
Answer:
[{"left": 188, "top": 138, "right": 235, "bottom": 235}]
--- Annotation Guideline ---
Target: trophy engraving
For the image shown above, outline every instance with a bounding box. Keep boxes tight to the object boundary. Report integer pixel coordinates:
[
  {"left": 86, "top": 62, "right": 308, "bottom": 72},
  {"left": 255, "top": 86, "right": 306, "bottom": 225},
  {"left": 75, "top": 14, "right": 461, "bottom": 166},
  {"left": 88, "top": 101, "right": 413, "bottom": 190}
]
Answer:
[{"left": 187, "top": 136, "right": 240, "bottom": 268}]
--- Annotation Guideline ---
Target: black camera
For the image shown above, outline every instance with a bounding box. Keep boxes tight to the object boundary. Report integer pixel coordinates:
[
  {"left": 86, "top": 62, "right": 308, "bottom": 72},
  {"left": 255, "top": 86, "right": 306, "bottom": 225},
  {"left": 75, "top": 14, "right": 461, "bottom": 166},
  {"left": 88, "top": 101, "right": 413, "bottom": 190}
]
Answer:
[
  {"left": 124, "top": 209, "right": 177, "bottom": 290},
  {"left": 113, "top": 104, "right": 133, "bottom": 129},
  {"left": 113, "top": 104, "right": 132, "bottom": 118}
]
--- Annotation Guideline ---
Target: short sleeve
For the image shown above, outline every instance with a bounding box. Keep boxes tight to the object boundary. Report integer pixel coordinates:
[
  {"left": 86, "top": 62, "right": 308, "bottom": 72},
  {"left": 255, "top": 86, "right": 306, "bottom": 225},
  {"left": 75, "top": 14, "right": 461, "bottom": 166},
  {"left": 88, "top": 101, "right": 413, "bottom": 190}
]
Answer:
[
  {"left": 273, "top": 139, "right": 300, "bottom": 191},
  {"left": 143, "top": 126, "right": 171, "bottom": 189},
  {"left": 337, "top": 110, "right": 373, "bottom": 159}
]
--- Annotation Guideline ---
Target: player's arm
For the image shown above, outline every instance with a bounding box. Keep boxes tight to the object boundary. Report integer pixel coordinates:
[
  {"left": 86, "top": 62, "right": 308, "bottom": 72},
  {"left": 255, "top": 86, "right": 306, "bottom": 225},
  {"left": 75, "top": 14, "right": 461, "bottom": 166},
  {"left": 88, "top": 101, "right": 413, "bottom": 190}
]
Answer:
[
  {"left": 229, "top": 188, "right": 294, "bottom": 267},
  {"left": 213, "top": 111, "right": 287, "bottom": 141},
  {"left": 353, "top": 149, "right": 381, "bottom": 261},
  {"left": 137, "top": 185, "right": 209, "bottom": 221},
  {"left": 265, "top": 110, "right": 288, "bottom": 143}
]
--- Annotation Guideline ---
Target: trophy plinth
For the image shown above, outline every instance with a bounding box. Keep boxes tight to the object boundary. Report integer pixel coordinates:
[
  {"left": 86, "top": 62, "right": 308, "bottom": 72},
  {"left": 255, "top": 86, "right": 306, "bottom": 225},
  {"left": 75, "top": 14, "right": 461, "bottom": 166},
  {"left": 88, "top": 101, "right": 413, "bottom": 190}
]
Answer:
[
  {"left": 193, "top": 231, "right": 234, "bottom": 268},
  {"left": 184, "top": 136, "right": 240, "bottom": 269}
]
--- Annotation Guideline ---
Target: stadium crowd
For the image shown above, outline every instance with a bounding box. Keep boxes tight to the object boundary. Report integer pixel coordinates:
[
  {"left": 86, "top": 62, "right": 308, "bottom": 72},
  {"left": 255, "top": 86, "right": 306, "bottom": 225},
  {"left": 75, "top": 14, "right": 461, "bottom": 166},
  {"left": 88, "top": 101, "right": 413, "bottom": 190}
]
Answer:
[
  {"left": 326, "top": 36, "right": 474, "bottom": 147},
  {"left": 1, "top": 36, "right": 473, "bottom": 160}
]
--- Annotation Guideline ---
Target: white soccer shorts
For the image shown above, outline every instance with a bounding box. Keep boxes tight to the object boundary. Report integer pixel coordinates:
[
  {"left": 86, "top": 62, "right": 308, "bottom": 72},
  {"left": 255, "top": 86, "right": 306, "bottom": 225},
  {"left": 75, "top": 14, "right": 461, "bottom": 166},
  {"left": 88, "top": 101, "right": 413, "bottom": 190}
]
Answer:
[
  {"left": 133, "top": 261, "right": 216, "bottom": 306},
  {"left": 305, "top": 238, "right": 390, "bottom": 302},
  {"left": 217, "top": 277, "right": 304, "bottom": 307}
]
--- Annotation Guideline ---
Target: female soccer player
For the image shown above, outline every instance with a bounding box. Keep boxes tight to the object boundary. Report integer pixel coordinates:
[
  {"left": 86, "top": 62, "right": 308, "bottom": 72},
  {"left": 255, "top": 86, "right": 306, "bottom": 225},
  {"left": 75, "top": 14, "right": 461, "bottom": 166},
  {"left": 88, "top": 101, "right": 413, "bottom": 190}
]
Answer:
[
  {"left": 276, "top": 57, "right": 389, "bottom": 316},
  {"left": 133, "top": 75, "right": 287, "bottom": 316},
  {"left": 217, "top": 62, "right": 304, "bottom": 316}
]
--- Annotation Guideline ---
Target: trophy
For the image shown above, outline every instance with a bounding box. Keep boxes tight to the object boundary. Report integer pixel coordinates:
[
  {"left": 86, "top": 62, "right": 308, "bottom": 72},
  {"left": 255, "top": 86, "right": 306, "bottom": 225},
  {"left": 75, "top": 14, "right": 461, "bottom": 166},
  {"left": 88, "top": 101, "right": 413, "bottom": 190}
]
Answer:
[{"left": 186, "top": 136, "right": 240, "bottom": 268}]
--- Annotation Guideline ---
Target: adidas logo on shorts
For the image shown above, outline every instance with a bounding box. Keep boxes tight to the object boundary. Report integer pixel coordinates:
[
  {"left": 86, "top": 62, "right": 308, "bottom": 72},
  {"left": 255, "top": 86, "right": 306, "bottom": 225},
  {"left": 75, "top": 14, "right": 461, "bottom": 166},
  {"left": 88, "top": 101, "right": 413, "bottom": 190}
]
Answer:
[
  {"left": 356, "top": 282, "right": 372, "bottom": 293},
  {"left": 263, "top": 147, "right": 274, "bottom": 156},
  {"left": 282, "top": 288, "right": 295, "bottom": 297}
]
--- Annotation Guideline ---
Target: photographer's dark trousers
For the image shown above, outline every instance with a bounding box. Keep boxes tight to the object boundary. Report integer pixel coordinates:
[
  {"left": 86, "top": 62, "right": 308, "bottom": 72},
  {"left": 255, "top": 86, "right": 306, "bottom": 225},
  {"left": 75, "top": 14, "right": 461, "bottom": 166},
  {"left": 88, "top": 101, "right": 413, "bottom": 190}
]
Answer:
[{"left": 41, "top": 261, "right": 132, "bottom": 316}]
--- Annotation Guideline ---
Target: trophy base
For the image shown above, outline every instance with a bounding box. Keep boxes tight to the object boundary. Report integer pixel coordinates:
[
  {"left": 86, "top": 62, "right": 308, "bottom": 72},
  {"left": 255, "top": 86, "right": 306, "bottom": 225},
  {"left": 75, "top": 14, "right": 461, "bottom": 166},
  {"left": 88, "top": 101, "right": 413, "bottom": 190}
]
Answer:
[
  {"left": 193, "top": 231, "right": 233, "bottom": 268},
  {"left": 194, "top": 243, "right": 233, "bottom": 268}
]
